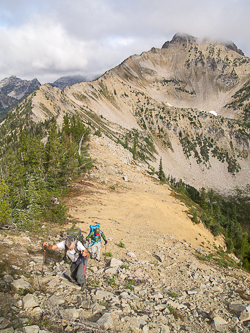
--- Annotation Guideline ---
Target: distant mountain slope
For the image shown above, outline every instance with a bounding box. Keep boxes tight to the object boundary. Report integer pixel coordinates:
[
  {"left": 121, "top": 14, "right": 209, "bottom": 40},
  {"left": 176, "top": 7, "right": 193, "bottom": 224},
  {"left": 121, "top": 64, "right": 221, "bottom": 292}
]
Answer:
[
  {"left": 2, "top": 33, "right": 250, "bottom": 194},
  {"left": 50, "top": 74, "right": 100, "bottom": 89},
  {"left": 0, "top": 75, "right": 40, "bottom": 118}
]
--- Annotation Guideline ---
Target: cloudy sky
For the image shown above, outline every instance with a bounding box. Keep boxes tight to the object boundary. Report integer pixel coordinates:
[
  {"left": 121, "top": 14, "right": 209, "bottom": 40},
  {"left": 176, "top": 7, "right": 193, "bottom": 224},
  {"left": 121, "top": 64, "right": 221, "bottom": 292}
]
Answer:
[{"left": 0, "top": 0, "right": 249, "bottom": 84}]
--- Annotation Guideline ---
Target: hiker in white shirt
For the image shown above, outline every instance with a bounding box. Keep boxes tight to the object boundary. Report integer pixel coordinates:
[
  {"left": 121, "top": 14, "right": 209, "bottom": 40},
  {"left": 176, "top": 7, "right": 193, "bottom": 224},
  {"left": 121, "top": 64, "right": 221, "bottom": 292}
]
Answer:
[{"left": 43, "top": 236, "right": 90, "bottom": 286}]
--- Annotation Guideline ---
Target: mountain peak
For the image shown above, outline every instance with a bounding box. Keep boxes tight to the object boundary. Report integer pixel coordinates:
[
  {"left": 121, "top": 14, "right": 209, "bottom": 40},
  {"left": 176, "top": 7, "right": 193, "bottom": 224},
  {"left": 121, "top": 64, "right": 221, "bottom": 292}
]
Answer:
[
  {"left": 223, "top": 41, "right": 244, "bottom": 56},
  {"left": 162, "top": 33, "right": 245, "bottom": 56},
  {"left": 162, "top": 33, "right": 197, "bottom": 49}
]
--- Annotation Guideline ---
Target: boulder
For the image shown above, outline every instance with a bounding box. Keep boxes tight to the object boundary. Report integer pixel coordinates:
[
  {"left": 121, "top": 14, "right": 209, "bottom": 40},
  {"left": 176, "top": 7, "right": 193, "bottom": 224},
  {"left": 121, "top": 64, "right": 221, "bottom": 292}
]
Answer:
[
  {"left": 3, "top": 275, "right": 13, "bottom": 283},
  {"left": 0, "top": 318, "right": 10, "bottom": 330},
  {"left": 11, "top": 278, "right": 30, "bottom": 290},
  {"left": 23, "top": 326, "right": 40, "bottom": 333},
  {"left": 211, "top": 316, "right": 227, "bottom": 331},
  {"left": 110, "top": 258, "right": 123, "bottom": 267},
  {"left": 93, "top": 290, "right": 114, "bottom": 301},
  {"left": 60, "top": 308, "right": 84, "bottom": 321},
  {"left": 0, "top": 328, "right": 14, "bottom": 333},
  {"left": 22, "top": 294, "right": 39, "bottom": 309},
  {"left": 47, "top": 295, "right": 65, "bottom": 307},
  {"left": 229, "top": 302, "right": 247, "bottom": 313},
  {"left": 97, "top": 313, "right": 113, "bottom": 330}
]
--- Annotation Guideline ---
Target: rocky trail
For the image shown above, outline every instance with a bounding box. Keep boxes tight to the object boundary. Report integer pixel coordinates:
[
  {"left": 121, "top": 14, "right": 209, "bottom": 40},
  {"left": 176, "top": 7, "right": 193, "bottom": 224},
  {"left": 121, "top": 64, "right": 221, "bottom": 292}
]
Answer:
[{"left": 0, "top": 135, "right": 250, "bottom": 333}]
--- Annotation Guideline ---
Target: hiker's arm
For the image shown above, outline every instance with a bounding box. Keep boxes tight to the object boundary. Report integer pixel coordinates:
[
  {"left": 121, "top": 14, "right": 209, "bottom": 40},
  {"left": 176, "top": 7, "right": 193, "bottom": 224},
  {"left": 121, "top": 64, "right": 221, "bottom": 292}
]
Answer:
[
  {"left": 85, "top": 232, "right": 93, "bottom": 240},
  {"left": 100, "top": 231, "right": 106, "bottom": 241},
  {"left": 43, "top": 242, "right": 58, "bottom": 250}
]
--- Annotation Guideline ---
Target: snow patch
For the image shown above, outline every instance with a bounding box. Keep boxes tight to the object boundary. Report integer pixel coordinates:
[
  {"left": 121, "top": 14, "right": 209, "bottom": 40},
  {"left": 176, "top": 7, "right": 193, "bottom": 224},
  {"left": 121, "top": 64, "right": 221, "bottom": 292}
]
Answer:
[{"left": 209, "top": 110, "right": 218, "bottom": 116}]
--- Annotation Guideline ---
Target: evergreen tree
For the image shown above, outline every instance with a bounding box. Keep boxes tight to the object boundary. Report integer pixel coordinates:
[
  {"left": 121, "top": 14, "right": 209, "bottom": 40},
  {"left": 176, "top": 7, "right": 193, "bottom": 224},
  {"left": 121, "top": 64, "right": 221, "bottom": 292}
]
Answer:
[
  {"left": 199, "top": 187, "right": 207, "bottom": 210},
  {"left": 132, "top": 134, "right": 137, "bottom": 159},
  {"left": 158, "top": 157, "right": 166, "bottom": 183},
  {"left": 0, "top": 179, "right": 12, "bottom": 225},
  {"left": 124, "top": 136, "right": 128, "bottom": 149}
]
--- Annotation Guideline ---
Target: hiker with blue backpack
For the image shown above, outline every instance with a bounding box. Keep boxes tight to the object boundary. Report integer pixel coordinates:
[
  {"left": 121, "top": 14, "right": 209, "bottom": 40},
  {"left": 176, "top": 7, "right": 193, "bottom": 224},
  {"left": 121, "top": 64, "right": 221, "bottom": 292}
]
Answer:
[{"left": 86, "top": 224, "right": 107, "bottom": 262}]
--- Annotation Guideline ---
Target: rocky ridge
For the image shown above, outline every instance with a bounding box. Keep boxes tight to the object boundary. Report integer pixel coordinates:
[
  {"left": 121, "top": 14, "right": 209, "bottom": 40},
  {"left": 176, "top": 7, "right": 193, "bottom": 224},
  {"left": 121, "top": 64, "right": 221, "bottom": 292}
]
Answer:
[
  {"left": 0, "top": 76, "right": 40, "bottom": 118},
  {"left": 0, "top": 134, "right": 250, "bottom": 333},
  {"left": 6, "top": 33, "right": 249, "bottom": 194}
]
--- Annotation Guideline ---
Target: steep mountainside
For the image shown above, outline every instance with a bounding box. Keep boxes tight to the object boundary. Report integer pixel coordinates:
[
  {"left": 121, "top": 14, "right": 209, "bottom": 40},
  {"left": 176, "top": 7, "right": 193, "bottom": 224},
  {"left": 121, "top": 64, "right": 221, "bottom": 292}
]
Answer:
[
  {"left": 0, "top": 75, "right": 40, "bottom": 118},
  {"left": 1, "top": 33, "right": 250, "bottom": 194},
  {"left": 2, "top": 134, "right": 250, "bottom": 333}
]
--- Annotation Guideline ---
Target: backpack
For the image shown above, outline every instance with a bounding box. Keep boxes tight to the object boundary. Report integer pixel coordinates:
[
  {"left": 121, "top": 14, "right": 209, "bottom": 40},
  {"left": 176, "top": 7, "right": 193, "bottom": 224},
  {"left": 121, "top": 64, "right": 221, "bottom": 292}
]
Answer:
[
  {"left": 87, "top": 224, "right": 102, "bottom": 247},
  {"left": 89, "top": 224, "right": 100, "bottom": 233},
  {"left": 60, "top": 228, "right": 86, "bottom": 262}
]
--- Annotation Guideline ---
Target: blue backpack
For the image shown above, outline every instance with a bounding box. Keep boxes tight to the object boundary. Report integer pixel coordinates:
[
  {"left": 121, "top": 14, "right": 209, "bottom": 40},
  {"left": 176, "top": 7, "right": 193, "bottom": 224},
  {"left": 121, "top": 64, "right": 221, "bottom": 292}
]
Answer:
[
  {"left": 88, "top": 224, "right": 101, "bottom": 247},
  {"left": 89, "top": 224, "right": 100, "bottom": 233}
]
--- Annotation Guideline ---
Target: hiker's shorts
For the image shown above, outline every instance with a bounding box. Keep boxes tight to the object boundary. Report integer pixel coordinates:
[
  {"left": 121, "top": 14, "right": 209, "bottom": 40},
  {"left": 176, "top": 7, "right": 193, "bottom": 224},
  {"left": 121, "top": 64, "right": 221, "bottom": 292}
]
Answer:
[
  {"left": 89, "top": 242, "right": 101, "bottom": 260},
  {"left": 70, "top": 258, "right": 88, "bottom": 285}
]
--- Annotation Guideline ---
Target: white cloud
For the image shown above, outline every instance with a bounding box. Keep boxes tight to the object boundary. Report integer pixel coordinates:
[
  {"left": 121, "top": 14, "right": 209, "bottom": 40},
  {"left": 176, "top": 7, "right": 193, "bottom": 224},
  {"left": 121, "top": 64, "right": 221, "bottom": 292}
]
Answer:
[{"left": 0, "top": 0, "right": 250, "bottom": 83}]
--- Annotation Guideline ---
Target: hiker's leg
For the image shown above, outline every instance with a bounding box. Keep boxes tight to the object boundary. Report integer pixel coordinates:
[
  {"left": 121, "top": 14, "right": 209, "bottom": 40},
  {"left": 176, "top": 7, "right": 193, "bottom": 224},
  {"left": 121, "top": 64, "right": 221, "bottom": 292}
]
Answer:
[
  {"left": 75, "top": 258, "right": 88, "bottom": 285},
  {"left": 96, "top": 242, "right": 101, "bottom": 260},
  {"left": 90, "top": 243, "right": 97, "bottom": 259},
  {"left": 70, "top": 262, "right": 78, "bottom": 280}
]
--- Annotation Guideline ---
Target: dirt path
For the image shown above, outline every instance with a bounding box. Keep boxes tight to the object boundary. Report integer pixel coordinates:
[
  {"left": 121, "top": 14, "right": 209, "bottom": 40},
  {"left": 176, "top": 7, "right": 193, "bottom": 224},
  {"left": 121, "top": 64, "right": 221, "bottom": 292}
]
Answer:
[{"left": 66, "top": 135, "right": 225, "bottom": 260}]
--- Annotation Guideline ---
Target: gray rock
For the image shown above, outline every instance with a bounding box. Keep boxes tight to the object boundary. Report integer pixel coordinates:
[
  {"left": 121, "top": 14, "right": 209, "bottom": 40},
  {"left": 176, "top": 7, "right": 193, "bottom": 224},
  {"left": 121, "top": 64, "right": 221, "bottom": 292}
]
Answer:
[
  {"left": 153, "top": 254, "right": 165, "bottom": 263},
  {"left": 30, "top": 307, "right": 43, "bottom": 318},
  {"left": 229, "top": 302, "right": 248, "bottom": 313},
  {"left": 3, "top": 275, "right": 13, "bottom": 283},
  {"left": 61, "top": 279, "right": 81, "bottom": 290},
  {"left": 187, "top": 288, "right": 203, "bottom": 295},
  {"left": 0, "top": 328, "right": 14, "bottom": 333},
  {"left": 127, "top": 252, "right": 136, "bottom": 258},
  {"left": 0, "top": 318, "right": 10, "bottom": 330},
  {"left": 93, "top": 290, "right": 114, "bottom": 301},
  {"left": 47, "top": 295, "right": 65, "bottom": 307},
  {"left": 91, "top": 302, "right": 104, "bottom": 314},
  {"left": 47, "top": 278, "right": 57, "bottom": 288},
  {"left": 11, "top": 278, "right": 30, "bottom": 290},
  {"left": 142, "top": 325, "right": 149, "bottom": 333},
  {"left": 110, "top": 258, "right": 123, "bottom": 267},
  {"left": 160, "top": 325, "right": 170, "bottom": 333},
  {"left": 22, "top": 294, "right": 39, "bottom": 309},
  {"left": 60, "top": 308, "right": 84, "bottom": 320},
  {"left": 239, "top": 310, "right": 250, "bottom": 322},
  {"left": 211, "top": 316, "right": 227, "bottom": 331},
  {"left": 97, "top": 313, "right": 113, "bottom": 330},
  {"left": 139, "top": 315, "right": 148, "bottom": 326},
  {"left": 104, "top": 267, "right": 118, "bottom": 275},
  {"left": 79, "top": 299, "right": 91, "bottom": 309},
  {"left": 23, "top": 326, "right": 40, "bottom": 333},
  {"left": 123, "top": 316, "right": 140, "bottom": 329}
]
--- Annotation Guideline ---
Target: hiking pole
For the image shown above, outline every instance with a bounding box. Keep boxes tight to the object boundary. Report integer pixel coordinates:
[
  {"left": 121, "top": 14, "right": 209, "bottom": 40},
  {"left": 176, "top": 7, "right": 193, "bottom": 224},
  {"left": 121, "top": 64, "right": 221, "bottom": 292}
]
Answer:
[
  {"left": 105, "top": 242, "right": 107, "bottom": 263},
  {"left": 41, "top": 245, "right": 47, "bottom": 276},
  {"left": 83, "top": 260, "right": 87, "bottom": 298}
]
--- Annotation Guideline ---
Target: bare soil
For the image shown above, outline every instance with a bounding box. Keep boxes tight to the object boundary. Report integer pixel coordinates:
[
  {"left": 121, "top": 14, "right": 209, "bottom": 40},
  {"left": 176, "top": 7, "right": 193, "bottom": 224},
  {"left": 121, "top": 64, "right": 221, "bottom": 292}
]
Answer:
[{"left": 66, "top": 135, "right": 225, "bottom": 260}]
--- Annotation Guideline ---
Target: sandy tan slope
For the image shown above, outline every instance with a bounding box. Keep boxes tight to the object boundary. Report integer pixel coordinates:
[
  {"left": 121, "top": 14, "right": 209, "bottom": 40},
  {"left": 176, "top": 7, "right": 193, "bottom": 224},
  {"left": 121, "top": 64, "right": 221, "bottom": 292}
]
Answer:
[{"left": 65, "top": 135, "right": 225, "bottom": 253}]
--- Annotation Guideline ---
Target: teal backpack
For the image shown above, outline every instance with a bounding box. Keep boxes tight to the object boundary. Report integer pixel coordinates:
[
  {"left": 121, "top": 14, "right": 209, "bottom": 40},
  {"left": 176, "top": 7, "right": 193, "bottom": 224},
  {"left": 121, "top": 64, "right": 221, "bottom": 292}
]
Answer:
[
  {"left": 89, "top": 224, "right": 100, "bottom": 233},
  {"left": 88, "top": 224, "right": 101, "bottom": 247}
]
